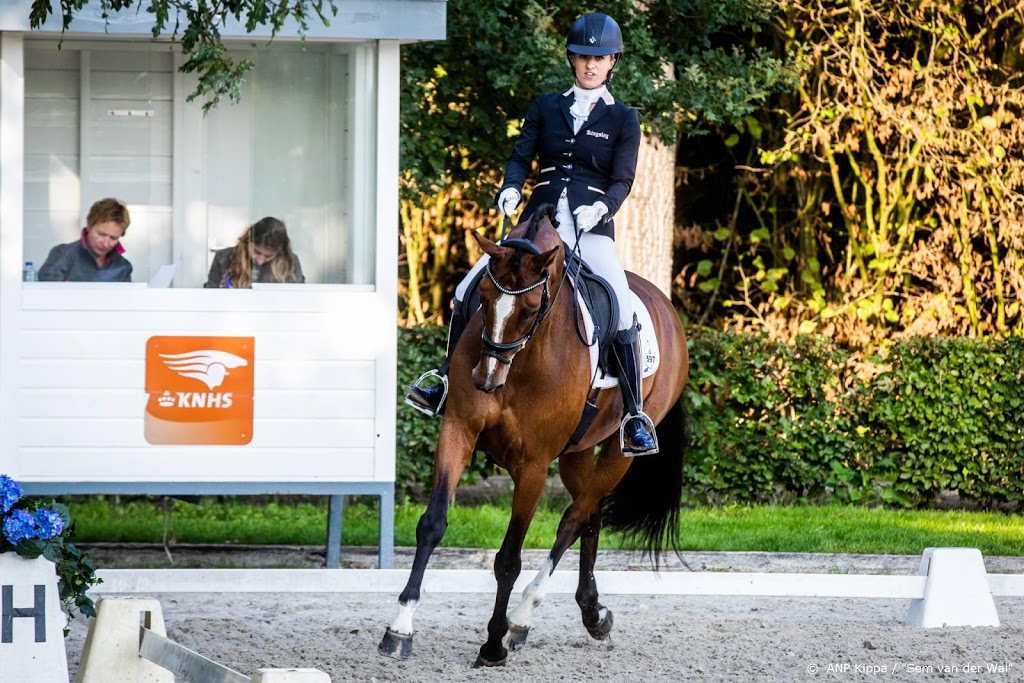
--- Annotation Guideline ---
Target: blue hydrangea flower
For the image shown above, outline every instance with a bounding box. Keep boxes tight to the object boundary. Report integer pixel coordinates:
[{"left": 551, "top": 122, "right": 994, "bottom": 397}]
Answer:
[
  {"left": 0, "top": 474, "right": 22, "bottom": 515},
  {"left": 3, "top": 508, "right": 37, "bottom": 545},
  {"left": 34, "top": 508, "right": 65, "bottom": 540}
]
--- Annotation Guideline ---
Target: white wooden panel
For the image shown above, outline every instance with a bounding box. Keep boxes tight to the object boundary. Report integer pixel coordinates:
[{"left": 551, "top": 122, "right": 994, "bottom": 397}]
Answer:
[
  {"left": 19, "top": 330, "right": 377, "bottom": 362},
  {"left": 21, "top": 360, "right": 146, "bottom": 388},
  {"left": 255, "top": 391, "right": 375, "bottom": 419},
  {"left": 25, "top": 99, "right": 78, "bottom": 151},
  {"left": 18, "top": 389, "right": 374, "bottom": 419},
  {"left": 87, "top": 100, "right": 172, "bottom": 156},
  {"left": 90, "top": 50, "right": 174, "bottom": 73},
  {"left": 20, "top": 310, "right": 328, "bottom": 332},
  {"left": 90, "top": 155, "right": 172, "bottom": 183},
  {"left": 25, "top": 69, "right": 78, "bottom": 98},
  {"left": 19, "top": 284, "right": 372, "bottom": 311},
  {"left": 18, "top": 359, "right": 375, "bottom": 389},
  {"left": 256, "top": 361, "right": 376, "bottom": 389},
  {"left": 25, "top": 46, "right": 79, "bottom": 71},
  {"left": 19, "top": 389, "right": 139, "bottom": 417},
  {"left": 254, "top": 419, "right": 375, "bottom": 447},
  {"left": 15, "top": 449, "right": 376, "bottom": 480},
  {"left": 91, "top": 71, "right": 172, "bottom": 100},
  {"left": 18, "top": 417, "right": 374, "bottom": 448},
  {"left": 24, "top": 152, "right": 79, "bottom": 178},
  {"left": 24, "top": 160, "right": 80, "bottom": 210}
]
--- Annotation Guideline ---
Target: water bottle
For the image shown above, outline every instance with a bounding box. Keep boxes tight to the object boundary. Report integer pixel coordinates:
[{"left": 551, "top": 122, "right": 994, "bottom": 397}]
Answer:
[{"left": 22, "top": 261, "right": 35, "bottom": 282}]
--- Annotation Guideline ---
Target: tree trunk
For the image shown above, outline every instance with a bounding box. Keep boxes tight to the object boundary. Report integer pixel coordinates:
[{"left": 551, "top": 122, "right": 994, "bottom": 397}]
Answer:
[{"left": 615, "top": 132, "right": 676, "bottom": 295}]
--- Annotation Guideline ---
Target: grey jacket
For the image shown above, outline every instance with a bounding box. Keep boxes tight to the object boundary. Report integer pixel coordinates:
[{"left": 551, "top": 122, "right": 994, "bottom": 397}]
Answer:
[
  {"left": 38, "top": 240, "right": 133, "bottom": 282},
  {"left": 204, "top": 248, "right": 305, "bottom": 288}
]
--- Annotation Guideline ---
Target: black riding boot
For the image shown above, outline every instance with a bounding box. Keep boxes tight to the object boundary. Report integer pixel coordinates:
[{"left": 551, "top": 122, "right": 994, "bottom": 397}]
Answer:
[
  {"left": 405, "top": 307, "right": 468, "bottom": 417},
  {"left": 612, "top": 324, "right": 659, "bottom": 456}
]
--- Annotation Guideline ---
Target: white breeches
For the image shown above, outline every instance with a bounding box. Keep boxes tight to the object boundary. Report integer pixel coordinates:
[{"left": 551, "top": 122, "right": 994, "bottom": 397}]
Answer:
[{"left": 455, "top": 200, "right": 634, "bottom": 331}]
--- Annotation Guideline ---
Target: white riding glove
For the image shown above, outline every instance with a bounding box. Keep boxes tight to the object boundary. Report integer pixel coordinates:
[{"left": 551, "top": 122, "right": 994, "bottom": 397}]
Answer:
[
  {"left": 572, "top": 201, "right": 609, "bottom": 232},
  {"left": 498, "top": 188, "right": 521, "bottom": 217}
]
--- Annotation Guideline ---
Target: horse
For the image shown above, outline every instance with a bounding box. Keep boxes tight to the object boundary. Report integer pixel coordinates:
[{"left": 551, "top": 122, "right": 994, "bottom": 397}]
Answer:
[{"left": 379, "top": 206, "right": 690, "bottom": 667}]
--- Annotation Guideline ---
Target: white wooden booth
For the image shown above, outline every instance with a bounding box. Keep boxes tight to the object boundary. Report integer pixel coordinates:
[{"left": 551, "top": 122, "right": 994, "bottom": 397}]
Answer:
[{"left": 0, "top": 1, "right": 447, "bottom": 568}]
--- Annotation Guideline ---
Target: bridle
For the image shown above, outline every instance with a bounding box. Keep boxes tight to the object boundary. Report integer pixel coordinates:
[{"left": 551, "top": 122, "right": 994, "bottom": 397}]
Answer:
[{"left": 479, "top": 263, "right": 551, "bottom": 366}]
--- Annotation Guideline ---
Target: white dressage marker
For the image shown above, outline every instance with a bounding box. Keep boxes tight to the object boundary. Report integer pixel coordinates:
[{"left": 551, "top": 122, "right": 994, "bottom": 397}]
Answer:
[
  {"left": 76, "top": 596, "right": 332, "bottom": 682},
  {"left": 907, "top": 548, "right": 1000, "bottom": 628},
  {"left": 0, "top": 556, "right": 69, "bottom": 683}
]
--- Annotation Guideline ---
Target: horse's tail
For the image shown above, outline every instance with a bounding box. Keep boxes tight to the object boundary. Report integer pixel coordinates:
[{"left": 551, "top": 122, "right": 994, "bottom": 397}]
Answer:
[{"left": 600, "top": 397, "right": 689, "bottom": 568}]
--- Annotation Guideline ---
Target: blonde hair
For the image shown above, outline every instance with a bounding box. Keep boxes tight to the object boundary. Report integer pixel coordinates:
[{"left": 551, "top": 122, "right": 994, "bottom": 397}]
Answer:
[{"left": 226, "top": 217, "right": 300, "bottom": 288}]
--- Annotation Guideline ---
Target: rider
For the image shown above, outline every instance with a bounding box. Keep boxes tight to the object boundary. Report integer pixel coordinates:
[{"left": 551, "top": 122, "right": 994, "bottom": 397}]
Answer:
[{"left": 406, "top": 12, "right": 657, "bottom": 456}]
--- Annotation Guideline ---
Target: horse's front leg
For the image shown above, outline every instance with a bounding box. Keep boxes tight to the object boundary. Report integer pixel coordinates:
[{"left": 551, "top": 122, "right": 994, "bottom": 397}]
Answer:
[
  {"left": 475, "top": 465, "right": 548, "bottom": 667},
  {"left": 378, "top": 421, "right": 476, "bottom": 660}
]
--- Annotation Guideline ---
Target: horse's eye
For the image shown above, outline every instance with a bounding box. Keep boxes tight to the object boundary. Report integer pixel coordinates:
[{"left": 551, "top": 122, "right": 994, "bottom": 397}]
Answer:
[{"left": 518, "top": 306, "right": 539, "bottom": 322}]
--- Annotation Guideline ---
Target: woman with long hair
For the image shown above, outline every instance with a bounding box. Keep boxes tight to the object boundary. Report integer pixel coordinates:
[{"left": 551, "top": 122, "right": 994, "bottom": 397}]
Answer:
[{"left": 205, "top": 217, "right": 305, "bottom": 288}]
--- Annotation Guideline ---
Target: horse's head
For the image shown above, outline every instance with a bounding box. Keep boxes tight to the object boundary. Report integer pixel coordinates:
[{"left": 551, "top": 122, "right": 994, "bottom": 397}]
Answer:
[{"left": 469, "top": 207, "right": 563, "bottom": 393}]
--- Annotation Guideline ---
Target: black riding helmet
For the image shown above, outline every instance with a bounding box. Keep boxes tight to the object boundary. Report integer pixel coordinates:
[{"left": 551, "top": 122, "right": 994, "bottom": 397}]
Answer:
[{"left": 565, "top": 13, "right": 623, "bottom": 83}]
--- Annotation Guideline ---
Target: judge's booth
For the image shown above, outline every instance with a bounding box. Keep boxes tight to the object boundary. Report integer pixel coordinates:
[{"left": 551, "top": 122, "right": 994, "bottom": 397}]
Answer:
[{"left": 0, "top": 2, "right": 447, "bottom": 568}]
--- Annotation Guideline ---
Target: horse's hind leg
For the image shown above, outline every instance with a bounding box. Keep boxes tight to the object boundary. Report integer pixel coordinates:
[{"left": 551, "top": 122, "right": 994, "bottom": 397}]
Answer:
[
  {"left": 505, "top": 503, "right": 610, "bottom": 649},
  {"left": 576, "top": 504, "right": 613, "bottom": 639},
  {"left": 505, "top": 448, "right": 614, "bottom": 647},
  {"left": 475, "top": 465, "right": 548, "bottom": 667}
]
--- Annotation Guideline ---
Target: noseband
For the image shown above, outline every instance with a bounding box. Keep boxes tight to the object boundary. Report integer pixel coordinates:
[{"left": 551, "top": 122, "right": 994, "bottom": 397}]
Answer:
[{"left": 480, "top": 264, "right": 551, "bottom": 365}]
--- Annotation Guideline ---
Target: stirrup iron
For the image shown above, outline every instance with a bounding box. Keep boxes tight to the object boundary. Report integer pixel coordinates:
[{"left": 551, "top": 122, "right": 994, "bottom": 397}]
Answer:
[
  {"left": 404, "top": 369, "right": 448, "bottom": 418},
  {"left": 619, "top": 410, "right": 659, "bottom": 457}
]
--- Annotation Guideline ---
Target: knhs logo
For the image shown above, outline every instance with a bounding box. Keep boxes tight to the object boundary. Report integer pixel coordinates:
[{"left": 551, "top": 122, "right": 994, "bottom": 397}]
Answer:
[
  {"left": 145, "top": 336, "right": 255, "bottom": 446},
  {"left": 159, "top": 349, "right": 248, "bottom": 389},
  {"left": 156, "top": 390, "right": 234, "bottom": 409}
]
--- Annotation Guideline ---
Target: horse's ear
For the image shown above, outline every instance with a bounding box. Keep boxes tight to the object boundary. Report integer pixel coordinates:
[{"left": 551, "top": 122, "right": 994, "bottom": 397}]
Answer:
[
  {"left": 538, "top": 246, "right": 560, "bottom": 269},
  {"left": 471, "top": 231, "right": 502, "bottom": 258}
]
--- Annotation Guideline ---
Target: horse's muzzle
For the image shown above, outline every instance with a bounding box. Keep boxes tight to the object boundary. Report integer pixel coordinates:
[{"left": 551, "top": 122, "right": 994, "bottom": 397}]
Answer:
[{"left": 474, "top": 381, "right": 504, "bottom": 394}]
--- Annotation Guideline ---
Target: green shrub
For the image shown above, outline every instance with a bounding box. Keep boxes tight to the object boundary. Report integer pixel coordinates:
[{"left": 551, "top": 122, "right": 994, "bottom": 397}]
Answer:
[
  {"left": 398, "top": 325, "right": 1024, "bottom": 508},
  {"left": 396, "top": 326, "right": 496, "bottom": 497},
  {"left": 685, "top": 332, "right": 858, "bottom": 504},
  {"left": 685, "top": 332, "right": 1024, "bottom": 508},
  {"left": 862, "top": 337, "right": 1024, "bottom": 507}
]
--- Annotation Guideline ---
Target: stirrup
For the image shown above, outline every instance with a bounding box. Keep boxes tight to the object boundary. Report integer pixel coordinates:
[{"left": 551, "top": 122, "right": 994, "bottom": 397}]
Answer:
[
  {"left": 618, "top": 411, "right": 659, "bottom": 457},
  {"left": 404, "top": 370, "right": 448, "bottom": 418}
]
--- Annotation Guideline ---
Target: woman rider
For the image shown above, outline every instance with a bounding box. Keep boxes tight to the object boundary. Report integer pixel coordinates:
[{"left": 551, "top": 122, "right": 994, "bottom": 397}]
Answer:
[{"left": 406, "top": 12, "right": 657, "bottom": 456}]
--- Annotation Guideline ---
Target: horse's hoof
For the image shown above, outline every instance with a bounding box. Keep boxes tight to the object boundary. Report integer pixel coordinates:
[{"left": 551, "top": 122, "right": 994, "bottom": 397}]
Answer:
[
  {"left": 378, "top": 627, "right": 413, "bottom": 659},
  {"left": 474, "top": 654, "right": 508, "bottom": 668},
  {"left": 474, "top": 646, "right": 508, "bottom": 667},
  {"left": 585, "top": 609, "right": 614, "bottom": 640},
  {"left": 507, "top": 624, "right": 530, "bottom": 651}
]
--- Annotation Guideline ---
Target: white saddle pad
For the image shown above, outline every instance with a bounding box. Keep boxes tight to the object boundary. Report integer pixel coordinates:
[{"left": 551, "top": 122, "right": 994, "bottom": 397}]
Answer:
[{"left": 577, "top": 289, "right": 660, "bottom": 389}]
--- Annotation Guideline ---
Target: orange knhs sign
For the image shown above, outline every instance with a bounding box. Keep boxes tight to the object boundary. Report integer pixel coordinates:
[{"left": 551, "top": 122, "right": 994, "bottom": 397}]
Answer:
[{"left": 144, "top": 336, "right": 255, "bottom": 445}]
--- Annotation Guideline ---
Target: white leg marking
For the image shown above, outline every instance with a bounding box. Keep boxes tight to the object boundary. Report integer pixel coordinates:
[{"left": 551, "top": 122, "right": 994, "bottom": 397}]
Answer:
[
  {"left": 388, "top": 600, "right": 418, "bottom": 636},
  {"left": 507, "top": 557, "right": 554, "bottom": 629},
  {"left": 486, "top": 293, "right": 515, "bottom": 380}
]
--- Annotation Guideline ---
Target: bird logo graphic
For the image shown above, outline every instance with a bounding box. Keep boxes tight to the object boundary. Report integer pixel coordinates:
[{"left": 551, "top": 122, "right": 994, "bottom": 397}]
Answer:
[{"left": 159, "top": 349, "right": 249, "bottom": 390}]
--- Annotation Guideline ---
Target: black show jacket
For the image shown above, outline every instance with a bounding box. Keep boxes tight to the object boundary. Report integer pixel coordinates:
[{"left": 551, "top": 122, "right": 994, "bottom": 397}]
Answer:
[{"left": 499, "top": 88, "right": 641, "bottom": 240}]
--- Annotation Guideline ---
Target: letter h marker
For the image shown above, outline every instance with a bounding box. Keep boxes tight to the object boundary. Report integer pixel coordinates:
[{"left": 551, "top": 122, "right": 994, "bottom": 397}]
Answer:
[{"left": 1, "top": 584, "right": 47, "bottom": 643}]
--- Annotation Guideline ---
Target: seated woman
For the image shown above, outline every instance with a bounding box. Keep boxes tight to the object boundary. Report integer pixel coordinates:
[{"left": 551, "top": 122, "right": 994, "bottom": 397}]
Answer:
[
  {"left": 204, "top": 217, "right": 305, "bottom": 288},
  {"left": 38, "top": 197, "right": 133, "bottom": 282}
]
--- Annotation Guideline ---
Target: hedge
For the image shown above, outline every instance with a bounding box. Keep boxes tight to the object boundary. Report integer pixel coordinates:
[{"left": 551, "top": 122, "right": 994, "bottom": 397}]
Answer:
[{"left": 398, "top": 327, "right": 1024, "bottom": 508}]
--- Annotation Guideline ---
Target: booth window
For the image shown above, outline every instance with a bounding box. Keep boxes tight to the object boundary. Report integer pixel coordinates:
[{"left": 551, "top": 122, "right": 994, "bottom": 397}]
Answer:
[{"left": 23, "top": 39, "right": 377, "bottom": 287}]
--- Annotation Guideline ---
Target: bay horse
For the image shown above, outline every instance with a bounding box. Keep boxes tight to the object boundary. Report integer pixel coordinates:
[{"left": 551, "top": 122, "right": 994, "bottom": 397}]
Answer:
[{"left": 379, "top": 206, "right": 689, "bottom": 666}]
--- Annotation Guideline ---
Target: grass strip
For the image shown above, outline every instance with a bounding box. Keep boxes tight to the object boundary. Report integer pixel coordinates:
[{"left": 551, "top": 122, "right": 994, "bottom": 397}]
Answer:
[{"left": 59, "top": 496, "right": 1024, "bottom": 557}]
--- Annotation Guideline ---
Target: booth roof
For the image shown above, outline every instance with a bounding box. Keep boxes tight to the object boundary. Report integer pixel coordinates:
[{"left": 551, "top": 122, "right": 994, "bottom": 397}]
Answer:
[{"left": 0, "top": 0, "right": 446, "bottom": 42}]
